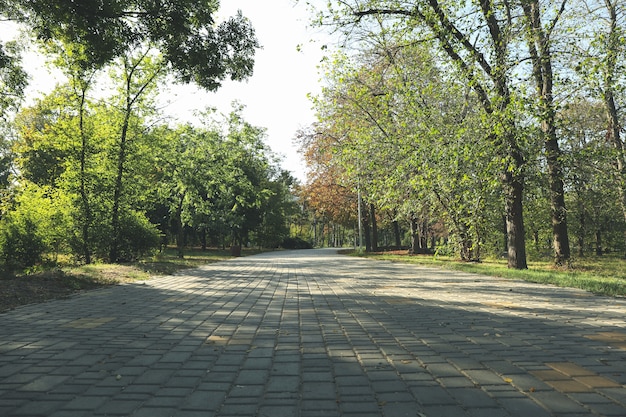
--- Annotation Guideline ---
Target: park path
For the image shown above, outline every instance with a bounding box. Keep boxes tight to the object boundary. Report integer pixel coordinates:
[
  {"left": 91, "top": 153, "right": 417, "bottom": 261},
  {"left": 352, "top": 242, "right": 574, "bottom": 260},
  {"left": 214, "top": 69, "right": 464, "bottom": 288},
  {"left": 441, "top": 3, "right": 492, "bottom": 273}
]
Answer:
[{"left": 1, "top": 248, "right": 625, "bottom": 417}]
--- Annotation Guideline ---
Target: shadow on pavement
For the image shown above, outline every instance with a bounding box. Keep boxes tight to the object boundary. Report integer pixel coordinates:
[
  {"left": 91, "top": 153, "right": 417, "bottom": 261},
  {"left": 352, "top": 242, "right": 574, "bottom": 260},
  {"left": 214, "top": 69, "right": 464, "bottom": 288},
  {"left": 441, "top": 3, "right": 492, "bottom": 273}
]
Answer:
[{"left": 0, "top": 248, "right": 625, "bottom": 416}]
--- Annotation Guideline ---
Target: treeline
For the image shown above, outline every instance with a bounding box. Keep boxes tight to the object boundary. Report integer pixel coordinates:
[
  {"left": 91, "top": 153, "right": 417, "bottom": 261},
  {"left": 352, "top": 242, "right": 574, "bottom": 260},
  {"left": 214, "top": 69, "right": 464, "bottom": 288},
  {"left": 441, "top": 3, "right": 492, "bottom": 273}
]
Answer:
[
  {"left": 0, "top": 52, "right": 300, "bottom": 271},
  {"left": 0, "top": 2, "right": 317, "bottom": 272},
  {"left": 297, "top": 0, "right": 626, "bottom": 268}
]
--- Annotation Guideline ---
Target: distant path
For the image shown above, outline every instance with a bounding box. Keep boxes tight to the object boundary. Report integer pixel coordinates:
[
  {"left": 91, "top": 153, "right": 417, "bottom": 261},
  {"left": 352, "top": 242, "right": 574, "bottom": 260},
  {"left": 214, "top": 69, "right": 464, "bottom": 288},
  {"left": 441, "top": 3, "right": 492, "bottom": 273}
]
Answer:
[{"left": 1, "top": 248, "right": 625, "bottom": 416}]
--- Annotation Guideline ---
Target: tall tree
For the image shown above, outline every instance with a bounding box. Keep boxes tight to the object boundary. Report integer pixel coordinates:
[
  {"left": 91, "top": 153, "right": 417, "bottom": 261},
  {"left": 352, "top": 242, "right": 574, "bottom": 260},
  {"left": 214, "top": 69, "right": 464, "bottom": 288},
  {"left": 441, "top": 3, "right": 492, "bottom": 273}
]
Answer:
[
  {"left": 318, "top": 0, "right": 530, "bottom": 268},
  {"left": 109, "top": 47, "right": 165, "bottom": 262},
  {"left": 520, "top": 0, "right": 571, "bottom": 265},
  {"left": 39, "top": 40, "right": 100, "bottom": 263},
  {"left": 577, "top": 0, "right": 626, "bottom": 252}
]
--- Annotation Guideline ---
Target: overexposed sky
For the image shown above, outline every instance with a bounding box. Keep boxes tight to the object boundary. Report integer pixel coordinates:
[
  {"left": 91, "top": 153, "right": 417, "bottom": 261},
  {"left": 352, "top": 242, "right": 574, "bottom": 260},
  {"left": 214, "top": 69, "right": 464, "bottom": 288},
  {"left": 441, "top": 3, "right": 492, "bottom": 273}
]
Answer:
[
  {"left": 4, "top": 0, "right": 330, "bottom": 181},
  {"left": 159, "top": 0, "right": 329, "bottom": 181}
]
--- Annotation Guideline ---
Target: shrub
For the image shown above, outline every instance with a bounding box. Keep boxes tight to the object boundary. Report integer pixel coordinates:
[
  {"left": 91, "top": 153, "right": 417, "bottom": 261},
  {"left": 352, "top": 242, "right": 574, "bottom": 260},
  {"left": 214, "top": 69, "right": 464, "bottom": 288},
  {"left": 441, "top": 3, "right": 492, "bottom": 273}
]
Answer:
[
  {"left": 280, "top": 237, "right": 313, "bottom": 250},
  {"left": 0, "top": 183, "right": 73, "bottom": 271},
  {"left": 114, "top": 211, "right": 161, "bottom": 261}
]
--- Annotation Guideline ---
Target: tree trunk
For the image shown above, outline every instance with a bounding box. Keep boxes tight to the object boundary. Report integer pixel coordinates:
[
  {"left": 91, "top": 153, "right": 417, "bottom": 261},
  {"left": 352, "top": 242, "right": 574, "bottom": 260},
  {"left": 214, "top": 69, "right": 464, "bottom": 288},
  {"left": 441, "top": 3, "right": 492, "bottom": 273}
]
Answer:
[
  {"left": 577, "top": 195, "right": 585, "bottom": 257},
  {"left": 522, "top": 1, "right": 570, "bottom": 265},
  {"left": 200, "top": 227, "right": 207, "bottom": 251},
  {"left": 409, "top": 216, "right": 419, "bottom": 254},
  {"left": 504, "top": 169, "right": 528, "bottom": 269},
  {"left": 546, "top": 135, "right": 571, "bottom": 265},
  {"left": 362, "top": 210, "right": 372, "bottom": 252},
  {"left": 109, "top": 110, "right": 130, "bottom": 262},
  {"left": 77, "top": 82, "right": 92, "bottom": 264},
  {"left": 420, "top": 220, "right": 429, "bottom": 252},
  {"left": 393, "top": 220, "right": 401, "bottom": 248},
  {"left": 503, "top": 216, "right": 508, "bottom": 255},
  {"left": 370, "top": 204, "right": 378, "bottom": 252}
]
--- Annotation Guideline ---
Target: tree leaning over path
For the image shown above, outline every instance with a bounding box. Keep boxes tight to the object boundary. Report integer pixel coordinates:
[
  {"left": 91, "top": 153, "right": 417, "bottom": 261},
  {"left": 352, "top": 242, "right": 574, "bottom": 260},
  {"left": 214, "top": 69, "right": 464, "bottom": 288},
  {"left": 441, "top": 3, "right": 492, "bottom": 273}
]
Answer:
[{"left": 316, "top": 0, "right": 531, "bottom": 268}]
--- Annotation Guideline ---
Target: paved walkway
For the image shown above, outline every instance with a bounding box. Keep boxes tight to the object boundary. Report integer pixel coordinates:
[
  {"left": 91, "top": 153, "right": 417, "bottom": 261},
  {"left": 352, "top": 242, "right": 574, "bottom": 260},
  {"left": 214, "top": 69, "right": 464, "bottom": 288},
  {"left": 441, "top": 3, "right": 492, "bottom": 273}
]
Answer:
[{"left": 1, "top": 249, "right": 625, "bottom": 417}]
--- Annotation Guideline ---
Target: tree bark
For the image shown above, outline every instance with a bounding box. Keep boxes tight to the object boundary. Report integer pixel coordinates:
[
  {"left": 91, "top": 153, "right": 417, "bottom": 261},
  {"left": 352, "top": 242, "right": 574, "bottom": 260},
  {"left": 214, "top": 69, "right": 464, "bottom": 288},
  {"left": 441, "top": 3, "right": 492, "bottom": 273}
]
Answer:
[
  {"left": 77, "top": 80, "right": 92, "bottom": 264},
  {"left": 109, "top": 108, "right": 130, "bottom": 262},
  {"left": 370, "top": 203, "right": 378, "bottom": 252},
  {"left": 362, "top": 210, "right": 372, "bottom": 252},
  {"left": 522, "top": 1, "right": 570, "bottom": 265},
  {"left": 174, "top": 194, "right": 185, "bottom": 258},
  {"left": 392, "top": 219, "right": 402, "bottom": 248},
  {"left": 504, "top": 165, "right": 528, "bottom": 269},
  {"left": 409, "top": 216, "right": 419, "bottom": 254}
]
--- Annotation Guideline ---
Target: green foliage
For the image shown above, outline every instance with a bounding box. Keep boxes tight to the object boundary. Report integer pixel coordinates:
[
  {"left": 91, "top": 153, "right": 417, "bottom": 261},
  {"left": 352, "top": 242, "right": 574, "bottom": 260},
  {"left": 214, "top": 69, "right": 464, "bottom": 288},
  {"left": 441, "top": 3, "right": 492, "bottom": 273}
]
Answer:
[
  {"left": 0, "top": 183, "right": 72, "bottom": 271},
  {"left": 0, "top": 215, "right": 46, "bottom": 271},
  {"left": 309, "top": 37, "right": 502, "bottom": 260},
  {"left": 114, "top": 211, "right": 161, "bottom": 261},
  {"left": 7, "top": 0, "right": 259, "bottom": 89},
  {"left": 0, "top": 40, "right": 27, "bottom": 119}
]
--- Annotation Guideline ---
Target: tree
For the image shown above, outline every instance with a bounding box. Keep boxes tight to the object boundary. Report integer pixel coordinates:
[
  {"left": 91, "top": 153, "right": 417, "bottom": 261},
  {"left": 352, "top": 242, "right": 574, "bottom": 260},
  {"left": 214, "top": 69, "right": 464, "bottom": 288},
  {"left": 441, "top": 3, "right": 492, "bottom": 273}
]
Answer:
[
  {"left": 3, "top": 0, "right": 258, "bottom": 90},
  {"left": 254, "top": 171, "right": 300, "bottom": 249},
  {"left": 520, "top": 0, "right": 572, "bottom": 265},
  {"left": 0, "top": 182, "right": 73, "bottom": 271},
  {"left": 559, "top": 100, "right": 612, "bottom": 255},
  {"left": 576, "top": 0, "right": 626, "bottom": 252},
  {"left": 152, "top": 107, "right": 289, "bottom": 255},
  {"left": 308, "top": 32, "right": 509, "bottom": 259},
  {"left": 317, "top": 0, "right": 530, "bottom": 268},
  {"left": 108, "top": 47, "right": 166, "bottom": 262},
  {"left": 35, "top": 40, "right": 101, "bottom": 263},
  {"left": 296, "top": 125, "right": 359, "bottom": 247}
]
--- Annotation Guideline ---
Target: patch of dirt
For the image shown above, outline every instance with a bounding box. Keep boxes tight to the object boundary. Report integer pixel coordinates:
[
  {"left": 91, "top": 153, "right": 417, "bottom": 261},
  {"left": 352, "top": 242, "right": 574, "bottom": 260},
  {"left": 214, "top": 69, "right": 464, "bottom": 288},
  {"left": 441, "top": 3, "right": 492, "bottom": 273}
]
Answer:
[{"left": 0, "top": 269, "right": 113, "bottom": 313}]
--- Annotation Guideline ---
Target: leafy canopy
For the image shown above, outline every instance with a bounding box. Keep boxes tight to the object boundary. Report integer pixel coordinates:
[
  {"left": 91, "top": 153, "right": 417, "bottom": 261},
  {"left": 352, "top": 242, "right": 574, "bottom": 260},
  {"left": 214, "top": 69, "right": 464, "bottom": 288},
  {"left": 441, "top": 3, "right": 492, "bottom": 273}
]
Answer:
[{"left": 4, "top": 0, "right": 259, "bottom": 90}]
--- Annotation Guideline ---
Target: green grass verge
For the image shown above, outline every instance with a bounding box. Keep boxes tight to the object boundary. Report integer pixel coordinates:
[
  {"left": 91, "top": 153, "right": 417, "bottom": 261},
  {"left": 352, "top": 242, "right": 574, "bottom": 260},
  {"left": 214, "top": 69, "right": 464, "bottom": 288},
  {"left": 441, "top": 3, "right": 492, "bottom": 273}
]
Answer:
[{"left": 349, "top": 251, "right": 626, "bottom": 297}]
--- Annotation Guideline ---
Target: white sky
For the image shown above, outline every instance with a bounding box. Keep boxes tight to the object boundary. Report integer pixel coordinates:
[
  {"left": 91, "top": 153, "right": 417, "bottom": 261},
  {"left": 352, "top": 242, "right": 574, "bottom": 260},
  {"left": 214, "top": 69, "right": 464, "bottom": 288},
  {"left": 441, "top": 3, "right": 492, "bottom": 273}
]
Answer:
[
  {"left": 165, "top": 0, "right": 329, "bottom": 181},
  {"left": 162, "top": 0, "right": 330, "bottom": 181},
  {"left": 3, "top": 0, "right": 331, "bottom": 181}
]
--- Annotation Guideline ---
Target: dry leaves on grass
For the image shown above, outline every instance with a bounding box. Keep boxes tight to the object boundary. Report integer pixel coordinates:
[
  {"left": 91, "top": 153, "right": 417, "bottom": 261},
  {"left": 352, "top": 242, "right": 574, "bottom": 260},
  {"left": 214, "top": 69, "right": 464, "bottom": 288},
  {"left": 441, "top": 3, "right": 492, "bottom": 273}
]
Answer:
[{"left": 0, "top": 265, "right": 151, "bottom": 313}]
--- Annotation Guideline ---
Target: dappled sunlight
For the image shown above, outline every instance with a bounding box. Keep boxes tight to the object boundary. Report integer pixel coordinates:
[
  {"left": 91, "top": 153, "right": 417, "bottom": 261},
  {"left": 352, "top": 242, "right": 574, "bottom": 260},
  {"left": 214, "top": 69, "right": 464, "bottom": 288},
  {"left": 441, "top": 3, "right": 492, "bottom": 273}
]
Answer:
[{"left": 1, "top": 248, "right": 625, "bottom": 416}]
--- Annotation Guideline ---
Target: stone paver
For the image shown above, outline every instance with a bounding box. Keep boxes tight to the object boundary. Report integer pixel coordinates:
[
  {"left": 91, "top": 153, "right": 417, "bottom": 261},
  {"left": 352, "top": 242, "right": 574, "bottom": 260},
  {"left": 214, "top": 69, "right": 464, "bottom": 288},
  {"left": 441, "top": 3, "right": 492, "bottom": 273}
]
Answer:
[{"left": 1, "top": 248, "right": 626, "bottom": 416}]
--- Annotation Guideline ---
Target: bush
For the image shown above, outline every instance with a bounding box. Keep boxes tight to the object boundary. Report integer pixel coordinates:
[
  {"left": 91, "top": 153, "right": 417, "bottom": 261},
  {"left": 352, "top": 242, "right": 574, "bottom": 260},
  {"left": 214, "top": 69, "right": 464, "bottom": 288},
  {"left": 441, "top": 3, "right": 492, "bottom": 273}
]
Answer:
[
  {"left": 280, "top": 237, "right": 313, "bottom": 250},
  {"left": 0, "top": 217, "right": 47, "bottom": 271},
  {"left": 114, "top": 211, "right": 161, "bottom": 261},
  {"left": 0, "top": 184, "right": 73, "bottom": 271}
]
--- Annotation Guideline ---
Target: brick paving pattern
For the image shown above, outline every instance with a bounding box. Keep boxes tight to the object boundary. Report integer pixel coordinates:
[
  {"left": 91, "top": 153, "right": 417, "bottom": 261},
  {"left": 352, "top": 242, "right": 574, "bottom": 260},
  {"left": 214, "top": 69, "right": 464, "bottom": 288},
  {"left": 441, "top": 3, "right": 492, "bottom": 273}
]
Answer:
[{"left": 1, "top": 248, "right": 625, "bottom": 416}]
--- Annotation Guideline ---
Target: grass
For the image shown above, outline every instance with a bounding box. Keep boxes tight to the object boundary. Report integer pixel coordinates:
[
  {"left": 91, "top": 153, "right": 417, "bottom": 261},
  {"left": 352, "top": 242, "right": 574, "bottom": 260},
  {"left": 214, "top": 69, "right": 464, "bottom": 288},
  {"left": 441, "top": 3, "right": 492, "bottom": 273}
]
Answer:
[
  {"left": 63, "top": 246, "right": 262, "bottom": 283},
  {"left": 349, "top": 250, "right": 626, "bottom": 297},
  {"left": 0, "top": 247, "right": 264, "bottom": 312}
]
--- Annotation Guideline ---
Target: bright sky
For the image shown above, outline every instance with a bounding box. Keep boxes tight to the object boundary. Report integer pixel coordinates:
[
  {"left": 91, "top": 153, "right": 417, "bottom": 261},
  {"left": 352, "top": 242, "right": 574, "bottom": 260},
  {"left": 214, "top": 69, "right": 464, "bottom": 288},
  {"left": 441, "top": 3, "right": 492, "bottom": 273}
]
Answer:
[
  {"left": 4, "top": 0, "right": 329, "bottom": 182},
  {"left": 166, "top": 0, "right": 328, "bottom": 181}
]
